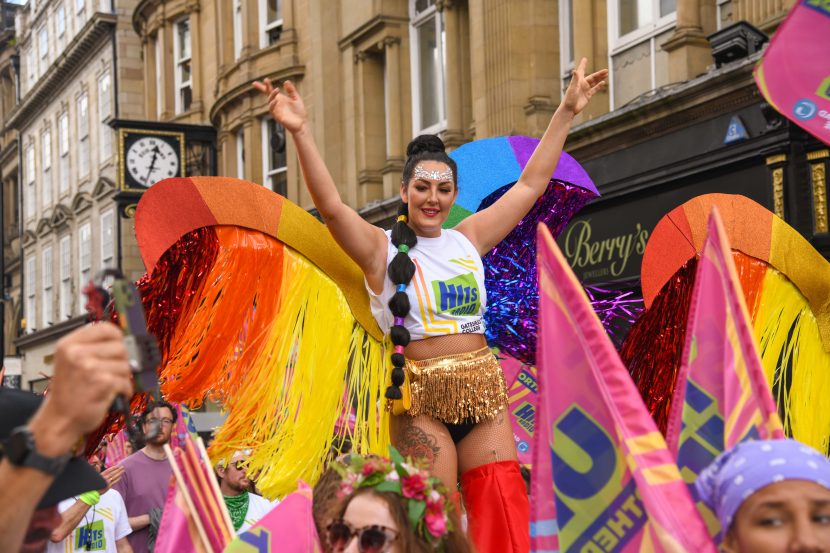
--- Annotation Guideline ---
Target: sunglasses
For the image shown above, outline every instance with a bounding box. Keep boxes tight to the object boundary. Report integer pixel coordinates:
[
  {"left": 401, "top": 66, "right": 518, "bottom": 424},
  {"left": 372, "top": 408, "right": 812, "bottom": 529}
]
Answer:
[{"left": 326, "top": 520, "right": 398, "bottom": 553}]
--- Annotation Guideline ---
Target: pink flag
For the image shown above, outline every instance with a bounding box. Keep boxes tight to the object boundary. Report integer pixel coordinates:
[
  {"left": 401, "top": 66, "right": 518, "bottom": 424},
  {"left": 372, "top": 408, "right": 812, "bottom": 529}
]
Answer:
[
  {"left": 105, "top": 430, "right": 130, "bottom": 467},
  {"left": 754, "top": 1, "right": 830, "bottom": 145},
  {"left": 224, "top": 489, "right": 322, "bottom": 552},
  {"left": 155, "top": 480, "right": 203, "bottom": 553},
  {"left": 665, "top": 208, "right": 785, "bottom": 536},
  {"left": 532, "top": 224, "right": 715, "bottom": 552},
  {"left": 500, "top": 353, "right": 536, "bottom": 466}
]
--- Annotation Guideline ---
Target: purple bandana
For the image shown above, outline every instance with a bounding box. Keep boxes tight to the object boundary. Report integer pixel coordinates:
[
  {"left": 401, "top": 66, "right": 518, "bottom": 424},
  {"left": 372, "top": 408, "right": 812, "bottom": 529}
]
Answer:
[{"left": 695, "top": 439, "right": 830, "bottom": 536}]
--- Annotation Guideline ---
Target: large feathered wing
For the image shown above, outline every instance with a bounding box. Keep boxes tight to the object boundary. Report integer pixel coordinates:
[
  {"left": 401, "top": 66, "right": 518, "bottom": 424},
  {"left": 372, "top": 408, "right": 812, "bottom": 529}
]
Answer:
[
  {"left": 135, "top": 177, "right": 388, "bottom": 499},
  {"left": 622, "top": 193, "right": 830, "bottom": 453}
]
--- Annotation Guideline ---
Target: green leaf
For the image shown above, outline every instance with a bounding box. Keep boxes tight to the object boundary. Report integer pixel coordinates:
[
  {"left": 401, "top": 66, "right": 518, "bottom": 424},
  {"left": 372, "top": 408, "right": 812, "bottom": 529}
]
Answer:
[
  {"left": 361, "top": 472, "right": 386, "bottom": 488},
  {"left": 408, "top": 499, "right": 426, "bottom": 529},
  {"left": 389, "top": 446, "right": 405, "bottom": 465},
  {"left": 375, "top": 481, "right": 402, "bottom": 494}
]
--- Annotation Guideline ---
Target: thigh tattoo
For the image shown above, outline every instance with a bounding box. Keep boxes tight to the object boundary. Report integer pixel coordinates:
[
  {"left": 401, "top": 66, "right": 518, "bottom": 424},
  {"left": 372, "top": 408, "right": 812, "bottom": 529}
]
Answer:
[{"left": 395, "top": 421, "right": 440, "bottom": 468}]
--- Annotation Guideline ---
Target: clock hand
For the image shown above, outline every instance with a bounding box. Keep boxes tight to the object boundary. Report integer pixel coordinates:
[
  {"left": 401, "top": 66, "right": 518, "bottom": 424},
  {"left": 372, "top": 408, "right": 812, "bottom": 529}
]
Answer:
[{"left": 144, "top": 146, "right": 162, "bottom": 185}]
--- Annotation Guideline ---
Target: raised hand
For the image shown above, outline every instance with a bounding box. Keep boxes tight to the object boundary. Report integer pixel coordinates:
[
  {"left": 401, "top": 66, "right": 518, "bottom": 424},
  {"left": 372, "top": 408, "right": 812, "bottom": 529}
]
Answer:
[
  {"left": 98, "top": 464, "right": 126, "bottom": 493},
  {"left": 562, "top": 58, "right": 608, "bottom": 116},
  {"left": 252, "top": 78, "right": 308, "bottom": 134}
]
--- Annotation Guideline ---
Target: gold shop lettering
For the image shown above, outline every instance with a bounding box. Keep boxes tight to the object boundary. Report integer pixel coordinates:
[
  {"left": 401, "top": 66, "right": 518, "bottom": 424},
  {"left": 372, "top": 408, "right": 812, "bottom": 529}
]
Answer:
[{"left": 563, "top": 220, "right": 649, "bottom": 278}]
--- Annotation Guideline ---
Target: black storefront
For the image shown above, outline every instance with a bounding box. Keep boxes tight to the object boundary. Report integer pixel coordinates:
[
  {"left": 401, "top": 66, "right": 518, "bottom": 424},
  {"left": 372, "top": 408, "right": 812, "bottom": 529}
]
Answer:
[{"left": 558, "top": 52, "right": 829, "bottom": 312}]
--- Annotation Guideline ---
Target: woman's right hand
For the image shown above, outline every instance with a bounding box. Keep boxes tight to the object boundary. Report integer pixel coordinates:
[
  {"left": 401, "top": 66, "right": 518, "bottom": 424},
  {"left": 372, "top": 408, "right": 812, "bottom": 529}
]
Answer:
[{"left": 252, "top": 78, "right": 308, "bottom": 134}]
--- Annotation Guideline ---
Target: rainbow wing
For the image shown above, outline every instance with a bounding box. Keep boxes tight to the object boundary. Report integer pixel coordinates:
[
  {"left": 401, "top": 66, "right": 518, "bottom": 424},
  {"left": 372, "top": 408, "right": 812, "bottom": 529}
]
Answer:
[
  {"left": 135, "top": 177, "right": 388, "bottom": 498},
  {"left": 447, "top": 136, "right": 600, "bottom": 365},
  {"left": 623, "top": 193, "right": 830, "bottom": 453}
]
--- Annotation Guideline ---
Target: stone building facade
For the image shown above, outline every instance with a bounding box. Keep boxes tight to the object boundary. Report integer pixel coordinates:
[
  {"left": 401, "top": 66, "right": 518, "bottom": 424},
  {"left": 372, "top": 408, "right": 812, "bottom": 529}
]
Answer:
[
  {"left": 9, "top": 0, "right": 144, "bottom": 389},
  {"left": 6, "top": 0, "right": 825, "bottom": 390}
]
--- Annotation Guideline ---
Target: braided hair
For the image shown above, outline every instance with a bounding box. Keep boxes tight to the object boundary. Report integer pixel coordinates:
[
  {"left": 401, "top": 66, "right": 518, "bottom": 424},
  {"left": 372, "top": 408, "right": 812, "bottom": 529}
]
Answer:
[{"left": 385, "top": 135, "right": 458, "bottom": 400}]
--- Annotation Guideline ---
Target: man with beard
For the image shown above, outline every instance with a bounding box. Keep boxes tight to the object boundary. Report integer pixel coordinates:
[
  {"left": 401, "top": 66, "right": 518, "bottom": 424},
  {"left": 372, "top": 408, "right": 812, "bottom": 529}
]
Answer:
[
  {"left": 216, "top": 450, "right": 277, "bottom": 533},
  {"left": 111, "top": 402, "right": 175, "bottom": 553}
]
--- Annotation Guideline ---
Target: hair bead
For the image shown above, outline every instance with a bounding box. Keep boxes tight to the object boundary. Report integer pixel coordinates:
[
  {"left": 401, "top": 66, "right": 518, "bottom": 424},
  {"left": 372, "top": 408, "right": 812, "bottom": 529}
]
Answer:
[{"left": 385, "top": 201, "right": 417, "bottom": 401}]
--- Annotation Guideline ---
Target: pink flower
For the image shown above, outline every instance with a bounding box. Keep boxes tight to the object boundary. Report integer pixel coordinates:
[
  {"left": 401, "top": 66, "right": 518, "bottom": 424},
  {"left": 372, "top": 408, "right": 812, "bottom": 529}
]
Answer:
[
  {"left": 401, "top": 473, "right": 427, "bottom": 500},
  {"left": 385, "top": 470, "right": 400, "bottom": 482},
  {"left": 338, "top": 483, "right": 354, "bottom": 498},
  {"left": 426, "top": 495, "right": 444, "bottom": 515},
  {"left": 362, "top": 462, "right": 378, "bottom": 476},
  {"left": 424, "top": 512, "right": 447, "bottom": 538}
]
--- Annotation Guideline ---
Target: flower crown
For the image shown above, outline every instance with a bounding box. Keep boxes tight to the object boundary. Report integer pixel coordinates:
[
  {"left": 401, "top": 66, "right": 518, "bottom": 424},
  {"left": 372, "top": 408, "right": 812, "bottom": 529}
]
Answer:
[{"left": 334, "top": 448, "right": 454, "bottom": 545}]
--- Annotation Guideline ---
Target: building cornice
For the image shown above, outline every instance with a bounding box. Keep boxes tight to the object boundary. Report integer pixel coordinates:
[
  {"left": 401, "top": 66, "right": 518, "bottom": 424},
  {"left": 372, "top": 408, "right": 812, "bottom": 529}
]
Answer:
[
  {"left": 15, "top": 315, "right": 87, "bottom": 350},
  {"left": 209, "top": 64, "right": 305, "bottom": 127},
  {"left": 338, "top": 15, "right": 409, "bottom": 51},
  {"left": 567, "top": 54, "right": 762, "bottom": 161},
  {"left": 7, "top": 12, "right": 117, "bottom": 131}
]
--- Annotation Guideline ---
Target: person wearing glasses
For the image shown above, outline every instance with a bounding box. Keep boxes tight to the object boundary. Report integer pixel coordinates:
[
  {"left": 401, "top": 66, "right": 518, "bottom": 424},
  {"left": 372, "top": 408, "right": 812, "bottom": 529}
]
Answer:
[
  {"left": 111, "top": 401, "right": 176, "bottom": 553},
  {"left": 325, "top": 453, "right": 473, "bottom": 553},
  {"left": 215, "top": 450, "right": 278, "bottom": 533}
]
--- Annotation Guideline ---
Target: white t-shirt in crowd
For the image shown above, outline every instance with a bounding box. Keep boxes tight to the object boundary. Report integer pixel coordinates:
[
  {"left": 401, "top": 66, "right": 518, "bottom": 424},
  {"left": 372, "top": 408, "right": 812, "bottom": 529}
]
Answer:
[
  {"left": 46, "top": 489, "right": 131, "bottom": 553},
  {"left": 239, "top": 493, "right": 279, "bottom": 533}
]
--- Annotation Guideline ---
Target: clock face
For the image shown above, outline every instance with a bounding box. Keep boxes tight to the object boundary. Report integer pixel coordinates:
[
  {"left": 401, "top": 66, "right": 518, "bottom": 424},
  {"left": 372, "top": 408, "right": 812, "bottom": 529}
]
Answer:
[{"left": 126, "top": 136, "right": 181, "bottom": 187}]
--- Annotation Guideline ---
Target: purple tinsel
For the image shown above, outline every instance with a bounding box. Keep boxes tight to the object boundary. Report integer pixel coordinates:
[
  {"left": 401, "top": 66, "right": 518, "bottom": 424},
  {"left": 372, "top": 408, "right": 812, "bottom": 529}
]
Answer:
[{"left": 482, "top": 180, "right": 595, "bottom": 364}]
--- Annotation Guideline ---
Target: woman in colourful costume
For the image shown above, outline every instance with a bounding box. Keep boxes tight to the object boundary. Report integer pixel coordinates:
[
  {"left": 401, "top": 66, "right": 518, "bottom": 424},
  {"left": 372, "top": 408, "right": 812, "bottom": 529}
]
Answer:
[{"left": 254, "top": 58, "right": 606, "bottom": 553}]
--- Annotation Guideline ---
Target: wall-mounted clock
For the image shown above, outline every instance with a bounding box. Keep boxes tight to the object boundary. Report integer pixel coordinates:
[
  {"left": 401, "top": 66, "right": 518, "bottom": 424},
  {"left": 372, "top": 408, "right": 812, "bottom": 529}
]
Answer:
[{"left": 118, "top": 129, "right": 186, "bottom": 191}]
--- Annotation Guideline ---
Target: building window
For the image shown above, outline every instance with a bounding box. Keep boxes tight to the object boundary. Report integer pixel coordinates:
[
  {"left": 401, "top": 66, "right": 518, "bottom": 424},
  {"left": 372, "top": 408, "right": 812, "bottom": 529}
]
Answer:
[
  {"left": 78, "top": 222, "right": 91, "bottom": 311},
  {"left": 559, "top": 0, "right": 575, "bottom": 94},
  {"left": 25, "top": 47, "right": 35, "bottom": 91},
  {"left": 234, "top": 0, "right": 243, "bottom": 59},
  {"left": 98, "top": 72, "right": 112, "bottom": 160},
  {"left": 615, "top": 0, "right": 676, "bottom": 41},
  {"left": 75, "top": 0, "right": 85, "bottom": 28},
  {"left": 58, "top": 112, "right": 70, "bottom": 194},
  {"left": 236, "top": 128, "right": 245, "bottom": 179},
  {"left": 25, "top": 143, "right": 35, "bottom": 219},
  {"left": 38, "top": 26, "right": 48, "bottom": 77},
  {"left": 99, "top": 0, "right": 112, "bottom": 12},
  {"left": 25, "top": 256, "right": 36, "bottom": 333},
  {"left": 174, "top": 18, "right": 193, "bottom": 114},
  {"left": 41, "top": 129, "right": 52, "bottom": 209},
  {"left": 56, "top": 3, "right": 66, "bottom": 51},
  {"left": 101, "top": 209, "right": 114, "bottom": 268},
  {"left": 259, "top": 0, "right": 282, "bottom": 47},
  {"left": 409, "top": 0, "right": 447, "bottom": 135},
  {"left": 42, "top": 246, "right": 53, "bottom": 327},
  {"left": 59, "top": 235, "right": 71, "bottom": 320},
  {"left": 77, "top": 92, "right": 89, "bottom": 179},
  {"left": 261, "top": 119, "right": 286, "bottom": 195}
]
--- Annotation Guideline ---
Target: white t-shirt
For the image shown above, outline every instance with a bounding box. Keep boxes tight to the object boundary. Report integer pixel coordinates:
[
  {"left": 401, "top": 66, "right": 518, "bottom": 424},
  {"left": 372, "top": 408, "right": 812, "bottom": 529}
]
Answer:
[
  {"left": 47, "top": 490, "right": 131, "bottom": 553},
  {"left": 239, "top": 493, "right": 279, "bottom": 533}
]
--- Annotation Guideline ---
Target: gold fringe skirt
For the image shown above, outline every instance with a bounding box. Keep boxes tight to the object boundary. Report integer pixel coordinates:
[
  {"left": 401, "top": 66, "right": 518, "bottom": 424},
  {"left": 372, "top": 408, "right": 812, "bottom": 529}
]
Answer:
[{"left": 405, "top": 346, "right": 508, "bottom": 424}]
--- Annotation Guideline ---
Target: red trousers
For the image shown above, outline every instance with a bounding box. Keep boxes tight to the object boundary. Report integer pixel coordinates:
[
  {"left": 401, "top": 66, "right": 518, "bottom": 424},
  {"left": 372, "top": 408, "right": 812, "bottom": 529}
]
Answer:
[{"left": 461, "top": 460, "right": 530, "bottom": 553}]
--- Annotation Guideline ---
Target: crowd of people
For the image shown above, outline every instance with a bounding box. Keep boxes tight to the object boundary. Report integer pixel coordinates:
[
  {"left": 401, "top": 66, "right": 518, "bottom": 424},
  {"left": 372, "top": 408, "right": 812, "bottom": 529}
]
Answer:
[{"left": 2, "top": 55, "right": 829, "bottom": 553}]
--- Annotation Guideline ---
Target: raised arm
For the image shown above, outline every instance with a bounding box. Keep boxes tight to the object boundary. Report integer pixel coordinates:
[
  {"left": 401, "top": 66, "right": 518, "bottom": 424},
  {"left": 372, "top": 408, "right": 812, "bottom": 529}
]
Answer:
[
  {"left": 253, "top": 79, "right": 388, "bottom": 287},
  {"left": 455, "top": 58, "right": 607, "bottom": 256}
]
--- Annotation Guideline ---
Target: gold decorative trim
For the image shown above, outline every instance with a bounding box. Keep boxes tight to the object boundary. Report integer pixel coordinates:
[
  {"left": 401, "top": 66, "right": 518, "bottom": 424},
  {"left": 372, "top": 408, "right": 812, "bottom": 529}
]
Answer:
[
  {"left": 766, "top": 153, "right": 787, "bottom": 166},
  {"left": 812, "top": 162, "right": 828, "bottom": 234},
  {"left": 807, "top": 149, "right": 829, "bottom": 162},
  {"left": 123, "top": 204, "right": 138, "bottom": 219},
  {"left": 772, "top": 167, "right": 785, "bottom": 219}
]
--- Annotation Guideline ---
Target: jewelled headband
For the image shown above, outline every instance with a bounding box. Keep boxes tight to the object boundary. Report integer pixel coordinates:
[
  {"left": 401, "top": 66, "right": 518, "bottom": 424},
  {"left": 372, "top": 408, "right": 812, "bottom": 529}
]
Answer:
[{"left": 413, "top": 164, "right": 454, "bottom": 182}]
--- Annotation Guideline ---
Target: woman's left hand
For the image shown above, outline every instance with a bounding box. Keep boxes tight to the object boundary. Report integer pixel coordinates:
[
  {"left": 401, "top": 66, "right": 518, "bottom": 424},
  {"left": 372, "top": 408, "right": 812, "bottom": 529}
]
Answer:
[{"left": 561, "top": 58, "right": 608, "bottom": 116}]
